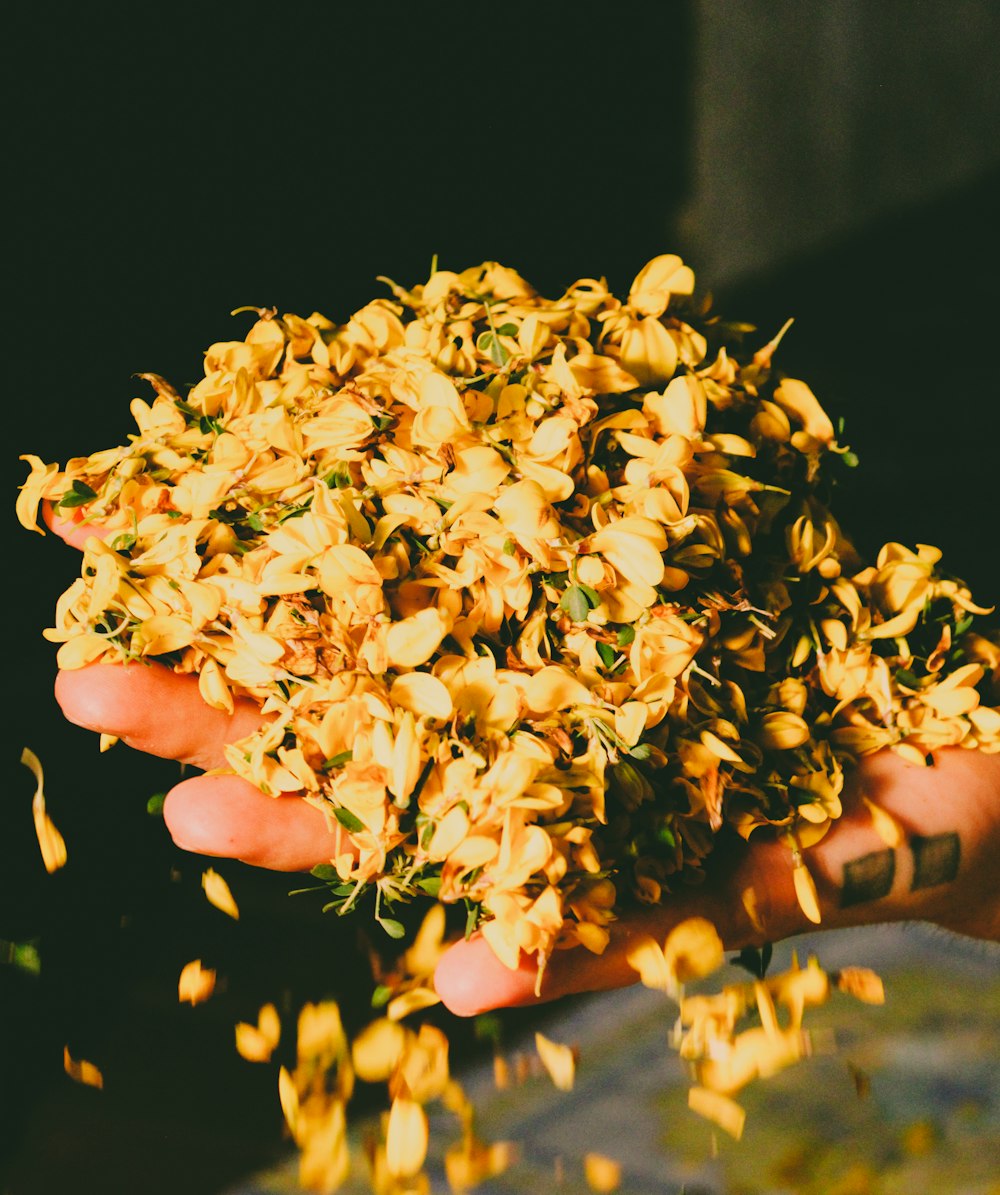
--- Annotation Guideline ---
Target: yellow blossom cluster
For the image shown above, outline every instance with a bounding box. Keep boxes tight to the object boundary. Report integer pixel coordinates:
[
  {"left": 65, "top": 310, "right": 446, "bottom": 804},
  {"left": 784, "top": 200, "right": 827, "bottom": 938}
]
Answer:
[{"left": 18, "top": 255, "right": 1000, "bottom": 968}]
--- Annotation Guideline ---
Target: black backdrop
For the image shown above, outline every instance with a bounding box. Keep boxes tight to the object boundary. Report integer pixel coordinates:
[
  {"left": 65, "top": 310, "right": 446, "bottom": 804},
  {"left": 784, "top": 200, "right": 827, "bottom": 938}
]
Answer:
[{"left": 4, "top": 5, "right": 998, "bottom": 1193}]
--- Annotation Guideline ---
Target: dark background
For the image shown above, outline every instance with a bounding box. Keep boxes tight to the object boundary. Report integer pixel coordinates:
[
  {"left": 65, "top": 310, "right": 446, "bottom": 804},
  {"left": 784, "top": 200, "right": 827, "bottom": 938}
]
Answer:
[{"left": 4, "top": 4, "right": 999, "bottom": 1193}]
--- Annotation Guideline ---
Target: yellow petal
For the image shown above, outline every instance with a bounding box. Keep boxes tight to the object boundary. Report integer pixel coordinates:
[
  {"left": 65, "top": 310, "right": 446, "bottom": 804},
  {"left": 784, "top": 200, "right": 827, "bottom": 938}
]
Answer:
[
  {"left": 629, "top": 254, "right": 695, "bottom": 318},
  {"left": 625, "top": 934, "right": 672, "bottom": 992},
  {"left": 861, "top": 796, "right": 905, "bottom": 848},
  {"left": 757, "top": 711, "right": 811, "bottom": 751},
  {"left": 584, "top": 1153, "right": 622, "bottom": 1192},
  {"left": 524, "top": 665, "right": 592, "bottom": 713},
  {"left": 387, "top": 987, "right": 442, "bottom": 1022},
  {"left": 663, "top": 918, "right": 724, "bottom": 984},
  {"left": 386, "top": 607, "right": 451, "bottom": 669},
  {"left": 619, "top": 316, "right": 678, "bottom": 387},
  {"left": 22, "top": 747, "right": 67, "bottom": 874},
  {"left": 390, "top": 671, "right": 453, "bottom": 721},
  {"left": 836, "top": 967, "right": 885, "bottom": 1004},
  {"left": 385, "top": 1096, "right": 429, "bottom": 1179},
  {"left": 277, "top": 1066, "right": 300, "bottom": 1142},
  {"left": 178, "top": 959, "right": 216, "bottom": 1005},
  {"left": 426, "top": 805, "right": 470, "bottom": 862},
  {"left": 687, "top": 1086, "right": 745, "bottom": 1139},
  {"left": 792, "top": 862, "right": 822, "bottom": 924},
  {"left": 202, "top": 868, "right": 240, "bottom": 920},
  {"left": 258, "top": 1002, "right": 281, "bottom": 1049},
  {"left": 351, "top": 1018, "right": 409, "bottom": 1082},
  {"left": 534, "top": 1032, "right": 575, "bottom": 1091},
  {"left": 235, "top": 1022, "right": 275, "bottom": 1063},
  {"left": 63, "top": 1046, "right": 104, "bottom": 1090}
]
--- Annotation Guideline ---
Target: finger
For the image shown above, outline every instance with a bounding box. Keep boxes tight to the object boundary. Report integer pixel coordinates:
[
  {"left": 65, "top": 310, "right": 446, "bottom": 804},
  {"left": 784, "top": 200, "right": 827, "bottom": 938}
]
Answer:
[
  {"left": 55, "top": 661, "right": 265, "bottom": 771},
  {"left": 43, "top": 499, "right": 106, "bottom": 549},
  {"left": 164, "top": 774, "right": 348, "bottom": 872}
]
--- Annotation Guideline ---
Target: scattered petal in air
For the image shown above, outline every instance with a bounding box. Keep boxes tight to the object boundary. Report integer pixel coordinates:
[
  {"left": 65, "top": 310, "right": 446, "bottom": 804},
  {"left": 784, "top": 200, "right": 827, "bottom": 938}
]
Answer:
[
  {"left": 664, "top": 918, "right": 724, "bottom": 984},
  {"left": 21, "top": 747, "right": 66, "bottom": 874},
  {"left": 235, "top": 1003, "right": 281, "bottom": 1062},
  {"left": 534, "top": 1032, "right": 576, "bottom": 1091},
  {"left": 626, "top": 934, "right": 672, "bottom": 993},
  {"left": 384, "top": 1096, "right": 428, "bottom": 1179},
  {"left": 64, "top": 1046, "right": 103, "bottom": 1089},
  {"left": 688, "top": 1085, "right": 746, "bottom": 1139},
  {"left": 836, "top": 967, "right": 885, "bottom": 1004},
  {"left": 202, "top": 868, "right": 240, "bottom": 920},
  {"left": 792, "top": 861, "right": 823, "bottom": 925},
  {"left": 178, "top": 959, "right": 216, "bottom": 1005},
  {"left": 584, "top": 1152, "right": 622, "bottom": 1193}
]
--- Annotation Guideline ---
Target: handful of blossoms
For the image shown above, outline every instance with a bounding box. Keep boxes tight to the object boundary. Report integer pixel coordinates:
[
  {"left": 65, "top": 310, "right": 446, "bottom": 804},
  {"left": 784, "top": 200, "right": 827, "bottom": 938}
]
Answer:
[{"left": 19, "top": 256, "right": 1000, "bottom": 972}]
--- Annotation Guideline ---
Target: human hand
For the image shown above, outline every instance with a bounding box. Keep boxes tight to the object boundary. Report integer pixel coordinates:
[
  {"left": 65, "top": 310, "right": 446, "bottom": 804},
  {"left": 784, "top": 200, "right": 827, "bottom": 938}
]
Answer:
[{"left": 46, "top": 506, "right": 1000, "bottom": 1017}]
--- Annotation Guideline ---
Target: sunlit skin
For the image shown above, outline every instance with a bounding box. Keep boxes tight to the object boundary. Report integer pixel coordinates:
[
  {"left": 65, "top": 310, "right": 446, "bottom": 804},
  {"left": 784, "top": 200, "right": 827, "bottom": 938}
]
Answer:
[{"left": 47, "top": 505, "right": 1000, "bottom": 1016}]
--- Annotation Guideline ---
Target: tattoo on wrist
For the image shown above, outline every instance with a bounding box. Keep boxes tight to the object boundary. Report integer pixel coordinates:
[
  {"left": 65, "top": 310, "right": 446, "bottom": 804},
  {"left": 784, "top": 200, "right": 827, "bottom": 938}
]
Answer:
[
  {"left": 911, "top": 833, "right": 960, "bottom": 891},
  {"left": 840, "top": 832, "right": 960, "bottom": 908},
  {"left": 842, "top": 849, "right": 895, "bottom": 907}
]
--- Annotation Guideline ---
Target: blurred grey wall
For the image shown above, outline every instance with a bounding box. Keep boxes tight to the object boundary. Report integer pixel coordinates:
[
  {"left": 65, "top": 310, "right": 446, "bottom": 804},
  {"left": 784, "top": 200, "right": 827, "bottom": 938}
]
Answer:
[{"left": 684, "top": 0, "right": 1000, "bottom": 287}]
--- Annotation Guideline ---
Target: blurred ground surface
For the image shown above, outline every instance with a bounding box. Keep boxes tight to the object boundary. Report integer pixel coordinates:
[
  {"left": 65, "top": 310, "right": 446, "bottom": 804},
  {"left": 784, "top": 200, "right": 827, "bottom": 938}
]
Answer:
[{"left": 226, "top": 924, "right": 1000, "bottom": 1195}]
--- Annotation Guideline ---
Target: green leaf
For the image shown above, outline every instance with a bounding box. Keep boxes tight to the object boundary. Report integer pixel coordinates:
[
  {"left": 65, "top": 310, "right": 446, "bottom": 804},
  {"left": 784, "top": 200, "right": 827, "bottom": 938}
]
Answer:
[
  {"left": 146, "top": 792, "right": 166, "bottom": 816},
  {"left": 502, "top": 538, "right": 516, "bottom": 556},
  {"left": 495, "top": 322, "right": 519, "bottom": 337},
  {"left": 57, "top": 480, "right": 97, "bottom": 508},
  {"left": 379, "top": 917, "right": 406, "bottom": 940},
  {"left": 111, "top": 532, "right": 137, "bottom": 552},
  {"left": 596, "top": 641, "right": 617, "bottom": 669},
  {"left": 464, "top": 901, "right": 480, "bottom": 940},
  {"left": 617, "top": 624, "right": 636, "bottom": 646},
  {"left": 577, "top": 583, "right": 601, "bottom": 607},
  {"left": 841, "top": 450, "right": 859, "bottom": 468},
  {"left": 333, "top": 806, "right": 365, "bottom": 833},
  {"left": 310, "top": 863, "right": 340, "bottom": 881},
  {"left": 322, "top": 750, "right": 354, "bottom": 771},
  {"left": 246, "top": 511, "right": 265, "bottom": 531},
  {"left": 473, "top": 1013, "right": 503, "bottom": 1044},
  {"left": 416, "top": 875, "right": 442, "bottom": 897},
  {"left": 954, "top": 614, "right": 974, "bottom": 636},
  {"left": 560, "top": 585, "right": 591, "bottom": 621},
  {"left": 278, "top": 501, "right": 312, "bottom": 523},
  {"left": 656, "top": 823, "right": 676, "bottom": 847},
  {"left": 477, "top": 331, "right": 510, "bottom": 367},
  {"left": 2, "top": 940, "right": 41, "bottom": 975},
  {"left": 371, "top": 984, "right": 393, "bottom": 1009},
  {"left": 628, "top": 742, "right": 652, "bottom": 760}
]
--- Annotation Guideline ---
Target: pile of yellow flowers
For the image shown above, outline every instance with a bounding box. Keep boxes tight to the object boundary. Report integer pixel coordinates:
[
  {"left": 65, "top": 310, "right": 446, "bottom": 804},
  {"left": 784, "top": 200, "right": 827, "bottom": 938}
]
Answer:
[{"left": 18, "top": 255, "right": 1000, "bottom": 973}]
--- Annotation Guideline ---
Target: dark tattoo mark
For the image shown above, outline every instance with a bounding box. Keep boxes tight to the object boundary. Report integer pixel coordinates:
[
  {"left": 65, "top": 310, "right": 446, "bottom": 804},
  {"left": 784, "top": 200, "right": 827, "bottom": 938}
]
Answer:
[
  {"left": 842, "top": 849, "right": 896, "bottom": 907},
  {"left": 911, "top": 833, "right": 960, "bottom": 890}
]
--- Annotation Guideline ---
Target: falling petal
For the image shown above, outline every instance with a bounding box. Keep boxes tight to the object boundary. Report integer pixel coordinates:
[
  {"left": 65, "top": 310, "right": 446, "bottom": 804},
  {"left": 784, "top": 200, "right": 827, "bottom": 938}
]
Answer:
[
  {"left": 792, "top": 863, "right": 822, "bottom": 925},
  {"left": 178, "top": 959, "right": 216, "bottom": 1005},
  {"left": 385, "top": 1096, "right": 428, "bottom": 1179},
  {"left": 664, "top": 918, "right": 724, "bottom": 984},
  {"left": 584, "top": 1152, "right": 622, "bottom": 1193},
  {"left": 688, "top": 1085, "right": 745, "bottom": 1139},
  {"left": 202, "top": 868, "right": 240, "bottom": 920},
  {"left": 64, "top": 1046, "right": 104, "bottom": 1089},
  {"left": 534, "top": 1032, "right": 575, "bottom": 1091},
  {"left": 21, "top": 747, "right": 67, "bottom": 874}
]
